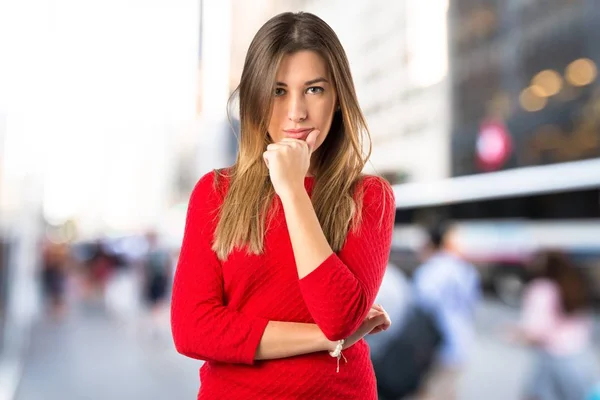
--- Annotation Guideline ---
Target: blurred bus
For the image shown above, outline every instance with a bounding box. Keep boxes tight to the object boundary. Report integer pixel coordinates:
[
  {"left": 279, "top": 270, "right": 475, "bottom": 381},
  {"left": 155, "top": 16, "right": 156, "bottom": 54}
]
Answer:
[{"left": 389, "top": 158, "right": 600, "bottom": 306}]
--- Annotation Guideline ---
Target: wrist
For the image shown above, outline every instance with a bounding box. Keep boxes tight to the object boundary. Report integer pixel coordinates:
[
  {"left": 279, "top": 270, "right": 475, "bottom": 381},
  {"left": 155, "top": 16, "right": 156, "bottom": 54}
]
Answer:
[
  {"left": 278, "top": 184, "right": 308, "bottom": 204},
  {"left": 312, "top": 325, "right": 337, "bottom": 352},
  {"left": 325, "top": 339, "right": 338, "bottom": 353},
  {"left": 328, "top": 339, "right": 345, "bottom": 357}
]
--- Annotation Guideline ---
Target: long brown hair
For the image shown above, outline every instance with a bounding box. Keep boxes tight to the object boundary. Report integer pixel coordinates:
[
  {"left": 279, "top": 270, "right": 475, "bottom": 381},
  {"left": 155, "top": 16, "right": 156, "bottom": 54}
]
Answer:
[
  {"left": 212, "top": 12, "right": 380, "bottom": 261},
  {"left": 532, "top": 250, "right": 591, "bottom": 314}
]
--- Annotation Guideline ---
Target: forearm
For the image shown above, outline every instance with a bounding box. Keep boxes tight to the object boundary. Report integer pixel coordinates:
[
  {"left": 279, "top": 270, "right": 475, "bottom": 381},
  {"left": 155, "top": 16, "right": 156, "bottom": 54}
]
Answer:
[
  {"left": 279, "top": 179, "right": 394, "bottom": 340},
  {"left": 279, "top": 188, "right": 334, "bottom": 279},
  {"left": 255, "top": 321, "right": 334, "bottom": 360},
  {"left": 279, "top": 188, "right": 375, "bottom": 340}
]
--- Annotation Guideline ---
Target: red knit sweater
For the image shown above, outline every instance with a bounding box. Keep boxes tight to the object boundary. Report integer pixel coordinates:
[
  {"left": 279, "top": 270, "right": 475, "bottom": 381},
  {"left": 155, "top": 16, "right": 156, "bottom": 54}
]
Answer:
[{"left": 171, "top": 170, "right": 395, "bottom": 400}]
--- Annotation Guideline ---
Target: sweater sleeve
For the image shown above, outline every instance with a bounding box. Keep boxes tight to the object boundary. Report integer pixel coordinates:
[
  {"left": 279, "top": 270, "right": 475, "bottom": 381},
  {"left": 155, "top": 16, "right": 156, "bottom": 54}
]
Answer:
[
  {"left": 299, "top": 176, "right": 396, "bottom": 341},
  {"left": 170, "top": 171, "right": 269, "bottom": 364}
]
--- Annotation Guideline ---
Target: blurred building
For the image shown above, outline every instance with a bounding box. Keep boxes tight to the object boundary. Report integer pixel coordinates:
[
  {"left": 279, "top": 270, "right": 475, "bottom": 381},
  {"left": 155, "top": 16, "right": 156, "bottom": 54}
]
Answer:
[
  {"left": 441, "top": 0, "right": 600, "bottom": 221},
  {"left": 449, "top": 0, "right": 600, "bottom": 176},
  {"left": 0, "top": 2, "right": 201, "bottom": 395},
  {"left": 390, "top": 0, "right": 600, "bottom": 305},
  {"left": 27, "top": 0, "right": 201, "bottom": 238},
  {"left": 0, "top": 1, "right": 46, "bottom": 386},
  {"left": 172, "top": 0, "right": 259, "bottom": 197}
]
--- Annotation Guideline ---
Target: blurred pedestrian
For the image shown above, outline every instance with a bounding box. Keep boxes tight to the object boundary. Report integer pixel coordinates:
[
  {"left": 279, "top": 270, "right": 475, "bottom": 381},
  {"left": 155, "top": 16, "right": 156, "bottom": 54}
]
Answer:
[
  {"left": 141, "top": 230, "right": 171, "bottom": 337},
  {"left": 40, "top": 238, "right": 70, "bottom": 320},
  {"left": 412, "top": 221, "right": 481, "bottom": 400},
  {"left": 507, "top": 250, "right": 599, "bottom": 400},
  {"left": 86, "top": 239, "right": 118, "bottom": 304},
  {"left": 368, "top": 263, "right": 443, "bottom": 400},
  {"left": 170, "top": 11, "right": 394, "bottom": 399},
  {"left": 367, "top": 263, "right": 412, "bottom": 364}
]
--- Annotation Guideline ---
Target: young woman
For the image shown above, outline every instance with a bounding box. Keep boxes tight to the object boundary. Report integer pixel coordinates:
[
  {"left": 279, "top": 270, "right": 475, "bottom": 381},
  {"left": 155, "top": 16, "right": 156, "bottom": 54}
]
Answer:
[
  {"left": 171, "top": 11, "right": 395, "bottom": 399},
  {"left": 509, "top": 251, "right": 599, "bottom": 400}
]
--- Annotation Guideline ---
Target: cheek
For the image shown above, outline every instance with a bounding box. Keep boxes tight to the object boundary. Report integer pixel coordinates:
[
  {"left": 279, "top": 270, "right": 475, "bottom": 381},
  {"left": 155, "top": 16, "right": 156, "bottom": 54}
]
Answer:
[
  {"left": 321, "top": 108, "right": 338, "bottom": 145},
  {"left": 312, "top": 99, "right": 334, "bottom": 123},
  {"left": 267, "top": 105, "right": 284, "bottom": 140},
  {"left": 316, "top": 106, "right": 335, "bottom": 135}
]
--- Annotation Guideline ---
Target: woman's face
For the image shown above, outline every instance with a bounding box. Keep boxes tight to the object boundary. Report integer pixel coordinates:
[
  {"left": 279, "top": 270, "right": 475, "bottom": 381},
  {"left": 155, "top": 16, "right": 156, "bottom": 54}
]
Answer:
[{"left": 267, "top": 50, "right": 337, "bottom": 152}]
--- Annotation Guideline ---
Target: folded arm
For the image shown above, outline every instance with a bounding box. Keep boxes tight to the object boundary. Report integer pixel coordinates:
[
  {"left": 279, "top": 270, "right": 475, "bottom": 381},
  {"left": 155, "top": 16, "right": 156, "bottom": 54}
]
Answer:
[
  {"left": 281, "top": 177, "right": 396, "bottom": 340},
  {"left": 171, "top": 173, "right": 338, "bottom": 364}
]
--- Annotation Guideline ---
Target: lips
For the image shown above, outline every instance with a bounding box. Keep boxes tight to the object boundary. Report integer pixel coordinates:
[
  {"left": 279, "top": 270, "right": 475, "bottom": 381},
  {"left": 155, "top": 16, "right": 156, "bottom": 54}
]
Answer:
[{"left": 284, "top": 128, "right": 313, "bottom": 139}]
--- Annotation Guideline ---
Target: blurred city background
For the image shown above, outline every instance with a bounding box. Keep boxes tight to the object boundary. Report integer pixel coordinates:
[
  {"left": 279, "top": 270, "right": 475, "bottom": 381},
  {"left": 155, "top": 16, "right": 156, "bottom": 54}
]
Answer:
[{"left": 0, "top": 0, "right": 599, "bottom": 399}]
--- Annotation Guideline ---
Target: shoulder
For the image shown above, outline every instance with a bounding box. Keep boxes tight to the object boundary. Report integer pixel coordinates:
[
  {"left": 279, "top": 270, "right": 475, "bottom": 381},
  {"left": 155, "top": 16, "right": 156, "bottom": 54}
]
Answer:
[
  {"left": 357, "top": 174, "right": 395, "bottom": 208},
  {"left": 188, "top": 168, "right": 232, "bottom": 210},
  {"left": 189, "top": 171, "right": 216, "bottom": 202},
  {"left": 359, "top": 174, "right": 393, "bottom": 195},
  {"left": 194, "top": 168, "right": 232, "bottom": 190},
  {"left": 354, "top": 175, "right": 396, "bottom": 229},
  {"left": 414, "top": 258, "right": 439, "bottom": 281},
  {"left": 193, "top": 168, "right": 232, "bottom": 194}
]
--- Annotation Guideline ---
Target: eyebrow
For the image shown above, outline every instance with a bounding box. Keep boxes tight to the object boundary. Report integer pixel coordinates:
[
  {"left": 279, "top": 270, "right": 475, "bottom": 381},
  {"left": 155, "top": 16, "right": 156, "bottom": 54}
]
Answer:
[{"left": 275, "top": 77, "right": 330, "bottom": 86}]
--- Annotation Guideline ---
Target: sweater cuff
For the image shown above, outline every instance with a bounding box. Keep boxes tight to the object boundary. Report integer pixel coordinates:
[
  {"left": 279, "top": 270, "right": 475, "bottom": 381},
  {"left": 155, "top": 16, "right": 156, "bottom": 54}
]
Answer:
[
  {"left": 239, "top": 316, "right": 270, "bottom": 365},
  {"left": 299, "top": 252, "right": 340, "bottom": 287}
]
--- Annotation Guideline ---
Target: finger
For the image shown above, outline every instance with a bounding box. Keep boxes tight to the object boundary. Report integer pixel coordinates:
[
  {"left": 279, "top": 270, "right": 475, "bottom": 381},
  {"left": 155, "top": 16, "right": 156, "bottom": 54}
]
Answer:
[
  {"left": 370, "top": 317, "right": 388, "bottom": 333},
  {"left": 305, "top": 129, "right": 320, "bottom": 153},
  {"left": 381, "top": 312, "right": 390, "bottom": 325},
  {"left": 275, "top": 141, "right": 302, "bottom": 152},
  {"left": 372, "top": 304, "right": 384, "bottom": 312},
  {"left": 266, "top": 143, "right": 284, "bottom": 151},
  {"left": 382, "top": 316, "right": 392, "bottom": 330},
  {"left": 277, "top": 139, "right": 304, "bottom": 151},
  {"left": 370, "top": 321, "right": 391, "bottom": 335},
  {"left": 262, "top": 152, "right": 270, "bottom": 168},
  {"left": 370, "top": 306, "right": 385, "bottom": 317},
  {"left": 369, "top": 314, "right": 386, "bottom": 327},
  {"left": 278, "top": 138, "right": 303, "bottom": 144}
]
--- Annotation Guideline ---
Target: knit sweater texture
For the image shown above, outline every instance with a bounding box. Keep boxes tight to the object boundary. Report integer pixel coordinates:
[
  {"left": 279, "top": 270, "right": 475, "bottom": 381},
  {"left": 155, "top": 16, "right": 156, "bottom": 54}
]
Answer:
[{"left": 171, "top": 170, "right": 395, "bottom": 399}]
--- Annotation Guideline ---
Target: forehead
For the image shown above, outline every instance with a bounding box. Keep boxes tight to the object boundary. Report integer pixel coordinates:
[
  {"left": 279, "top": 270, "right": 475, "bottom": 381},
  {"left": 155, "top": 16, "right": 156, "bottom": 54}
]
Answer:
[{"left": 275, "top": 50, "right": 329, "bottom": 81}]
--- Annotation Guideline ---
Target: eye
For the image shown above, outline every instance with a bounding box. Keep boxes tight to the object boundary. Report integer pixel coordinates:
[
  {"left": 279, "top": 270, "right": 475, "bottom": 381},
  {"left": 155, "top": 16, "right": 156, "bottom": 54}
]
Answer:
[
  {"left": 274, "top": 87, "right": 286, "bottom": 97},
  {"left": 306, "top": 86, "right": 324, "bottom": 94}
]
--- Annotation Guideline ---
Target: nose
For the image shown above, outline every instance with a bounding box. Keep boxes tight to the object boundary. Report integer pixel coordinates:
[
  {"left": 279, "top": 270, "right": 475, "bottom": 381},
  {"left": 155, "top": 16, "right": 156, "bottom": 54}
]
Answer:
[{"left": 287, "top": 94, "right": 307, "bottom": 123}]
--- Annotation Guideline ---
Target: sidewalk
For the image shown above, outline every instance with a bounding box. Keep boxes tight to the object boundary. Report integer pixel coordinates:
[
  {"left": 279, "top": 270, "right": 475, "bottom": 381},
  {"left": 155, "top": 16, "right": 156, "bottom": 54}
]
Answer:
[
  {"left": 13, "top": 303, "right": 200, "bottom": 400},
  {"left": 9, "top": 298, "right": 600, "bottom": 400},
  {"left": 0, "top": 349, "right": 25, "bottom": 400}
]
